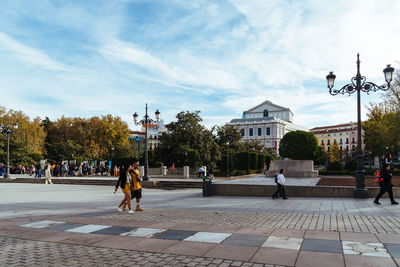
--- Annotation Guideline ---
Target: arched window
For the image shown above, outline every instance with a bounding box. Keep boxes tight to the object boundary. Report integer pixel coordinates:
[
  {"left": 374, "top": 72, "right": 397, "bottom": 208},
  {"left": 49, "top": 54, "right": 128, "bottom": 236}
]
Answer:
[{"left": 263, "top": 109, "right": 269, "bottom": 117}]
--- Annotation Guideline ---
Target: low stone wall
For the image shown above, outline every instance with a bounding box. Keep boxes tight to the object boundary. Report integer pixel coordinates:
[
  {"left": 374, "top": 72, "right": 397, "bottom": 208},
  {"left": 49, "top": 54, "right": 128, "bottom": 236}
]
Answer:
[
  {"left": 268, "top": 160, "right": 318, "bottom": 178},
  {"left": 212, "top": 183, "right": 400, "bottom": 198}
]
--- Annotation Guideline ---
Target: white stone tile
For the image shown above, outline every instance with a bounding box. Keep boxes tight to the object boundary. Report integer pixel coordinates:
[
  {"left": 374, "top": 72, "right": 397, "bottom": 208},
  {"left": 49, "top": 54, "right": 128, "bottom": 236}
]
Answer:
[
  {"left": 120, "top": 228, "right": 166, "bottom": 238},
  {"left": 342, "top": 241, "right": 391, "bottom": 257},
  {"left": 66, "top": 224, "right": 110, "bottom": 233},
  {"left": 184, "top": 232, "right": 231, "bottom": 243},
  {"left": 20, "top": 220, "right": 65, "bottom": 229},
  {"left": 262, "top": 236, "right": 303, "bottom": 250}
]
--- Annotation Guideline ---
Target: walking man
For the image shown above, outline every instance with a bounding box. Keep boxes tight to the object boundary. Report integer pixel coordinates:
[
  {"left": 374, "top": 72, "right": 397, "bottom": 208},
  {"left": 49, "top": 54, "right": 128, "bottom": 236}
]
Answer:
[
  {"left": 272, "top": 169, "right": 288, "bottom": 200},
  {"left": 129, "top": 162, "right": 143, "bottom": 211},
  {"left": 374, "top": 164, "right": 399, "bottom": 205}
]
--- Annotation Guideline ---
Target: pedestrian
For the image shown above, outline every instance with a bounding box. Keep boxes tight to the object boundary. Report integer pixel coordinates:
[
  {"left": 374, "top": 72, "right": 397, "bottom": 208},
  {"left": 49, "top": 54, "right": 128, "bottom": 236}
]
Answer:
[
  {"left": 114, "top": 165, "right": 134, "bottom": 214},
  {"left": 170, "top": 163, "right": 175, "bottom": 174},
  {"left": 208, "top": 166, "right": 214, "bottom": 179},
  {"left": 129, "top": 162, "right": 143, "bottom": 211},
  {"left": 384, "top": 153, "right": 394, "bottom": 171},
  {"left": 44, "top": 164, "right": 53, "bottom": 184},
  {"left": 374, "top": 164, "right": 399, "bottom": 205},
  {"left": 263, "top": 162, "right": 268, "bottom": 175},
  {"left": 198, "top": 166, "right": 205, "bottom": 178},
  {"left": 272, "top": 169, "right": 288, "bottom": 200}
]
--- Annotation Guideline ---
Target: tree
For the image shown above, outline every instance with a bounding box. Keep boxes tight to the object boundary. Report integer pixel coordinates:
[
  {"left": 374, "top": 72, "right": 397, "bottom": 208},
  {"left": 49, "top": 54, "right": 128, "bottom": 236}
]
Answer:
[
  {"left": 158, "top": 111, "right": 221, "bottom": 167},
  {"left": 0, "top": 107, "right": 46, "bottom": 165},
  {"left": 329, "top": 141, "right": 341, "bottom": 162},
  {"left": 279, "top": 130, "right": 322, "bottom": 161},
  {"left": 214, "top": 124, "right": 242, "bottom": 150}
]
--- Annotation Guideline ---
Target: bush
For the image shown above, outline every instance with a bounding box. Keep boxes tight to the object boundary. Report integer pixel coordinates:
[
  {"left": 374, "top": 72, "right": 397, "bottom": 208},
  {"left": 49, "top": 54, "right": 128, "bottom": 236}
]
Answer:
[
  {"left": 344, "top": 160, "right": 357, "bottom": 171},
  {"left": 186, "top": 149, "right": 201, "bottom": 169},
  {"left": 327, "top": 161, "right": 342, "bottom": 171},
  {"left": 249, "top": 152, "right": 258, "bottom": 170},
  {"left": 257, "top": 154, "right": 265, "bottom": 170},
  {"left": 237, "top": 152, "right": 250, "bottom": 173}
]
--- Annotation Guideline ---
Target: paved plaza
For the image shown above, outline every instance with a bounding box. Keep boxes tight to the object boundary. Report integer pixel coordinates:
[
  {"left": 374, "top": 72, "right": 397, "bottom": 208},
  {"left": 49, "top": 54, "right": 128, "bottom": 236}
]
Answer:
[{"left": 1, "top": 183, "right": 400, "bottom": 266}]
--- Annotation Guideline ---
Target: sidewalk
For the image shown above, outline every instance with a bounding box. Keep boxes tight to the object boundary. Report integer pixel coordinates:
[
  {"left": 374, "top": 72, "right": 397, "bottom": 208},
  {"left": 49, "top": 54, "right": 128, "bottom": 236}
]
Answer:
[{"left": 1, "top": 183, "right": 400, "bottom": 266}]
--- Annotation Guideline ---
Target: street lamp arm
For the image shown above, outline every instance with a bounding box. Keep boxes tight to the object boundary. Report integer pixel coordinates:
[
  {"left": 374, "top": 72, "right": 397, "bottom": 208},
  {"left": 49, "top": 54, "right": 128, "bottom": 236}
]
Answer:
[
  {"left": 329, "top": 82, "right": 357, "bottom": 96},
  {"left": 360, "top": 81, "right": 390, "bottom": 93},
  {"left": 133, "top": 117, "right": 158, "bottom": 126}
]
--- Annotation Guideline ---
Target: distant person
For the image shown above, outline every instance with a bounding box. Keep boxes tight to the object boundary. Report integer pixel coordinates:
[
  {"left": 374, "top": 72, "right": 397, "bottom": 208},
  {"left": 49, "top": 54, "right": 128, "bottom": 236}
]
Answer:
[
  {"left": 263, "top": 162, "right": 268, "bottom": 175},
  {"left": 114, "top": 165, "right": 134, "bottom": 214},
  {"left": 44, "top": 164, "right": 53, "bottom": 185},
  {"left": 374, "top": 164, "right": 398, "bottom": 205},
  {"left": 198, "top": 166, "right": 205, "bottom": 178},
  {"left": 384, "top": 153, "right": 394, "bottom": 170},
  {"left": 170, "top": 163, "right": 175, "bottom": 174},
  {"left": 272, "top": 169, "right": 288, "bottom": 200},
  {"left": 208, "top": 167, "right": 214, "bottom": 179}
]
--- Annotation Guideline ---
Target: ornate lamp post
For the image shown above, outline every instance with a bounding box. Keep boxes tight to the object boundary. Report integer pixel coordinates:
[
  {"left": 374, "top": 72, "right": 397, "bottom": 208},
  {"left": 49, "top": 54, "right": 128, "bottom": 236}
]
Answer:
[
  {"left": 326, "top": 53, "right": 394, "bottom": 198},
  {"left": 0, "top": 118, "right": 18, "bottom": 178},
  {"left": 133, "top": 104, "right": 160, "bottom": 181},
  {"left": 226, "top": 141, "right": 230, "bottom": 177}
]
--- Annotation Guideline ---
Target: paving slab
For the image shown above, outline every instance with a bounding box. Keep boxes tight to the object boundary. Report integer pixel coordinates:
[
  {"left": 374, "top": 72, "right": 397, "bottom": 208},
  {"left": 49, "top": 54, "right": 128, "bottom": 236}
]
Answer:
[
  {"left": 344, "top": 255, "right": 397, "bottom": 267},
  {"left": 59, "top": 233, "right": 111, "bottom": 246},
  {"left": 262, "top": 236, "right": 303, "bottom": 250},
  {"left": 184, "top": 231, "right": 231, "bottom": 243},
  {"left": 163, "top": 240, "right": 217, "bottom": 256},
  {"left": 376, "top": 233, "right": 400, "bottom": 244},
  {"left": 251, "top": 247, "right": 298, "bottom": 266},
  {"left": 156, "top": 230, "right": 197, "bottom": 240},
  {"left": 204, "top": 244, "right": 259, "bottom": 262},
  {"left": 222, "top": 234, "right": 268, "bottom": 247},
  {"left": 340, "top": 232, "right": 380, "bottom": 243},
  {"left": 296, "top": 251, "right": 345, "bottom": 267},
  {"left": 91, "top": 226, "right": 136, "bottom": 235},
  {"left": 301, "top": 238, "right": 342, "bottom": 254},
  {"left": 304, "top": 230, "right": 340, "bottom": 240},
  {"left": 91, "top": 235, "right": 143, "bottom": 249},
  {"left": 133, "top": 238, "right": 179, "bottom": 252},
  {"left": 120, "top": 227, "right": 166, "bottom": 238},
  {"left": 384, "top": 243, "right": 400, "bottom": 258},
  {"left": 342, "top": 241, "right": 390, "bottom": 257}
]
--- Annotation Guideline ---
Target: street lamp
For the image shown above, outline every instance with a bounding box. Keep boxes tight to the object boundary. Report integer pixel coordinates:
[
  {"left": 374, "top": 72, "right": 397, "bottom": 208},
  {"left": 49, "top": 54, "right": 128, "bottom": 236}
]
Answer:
[
  {"left": 226, "top": 141, "right": 230, "bottom": 177},
  {"left": 326, "top": 53, "right": 394, "bottom": 198},
  {"left": 133, "top": 103, "right": 160, "bottom": 181},
  {"left": 0, "top": 118, "right": 18, "bottom": 178}
]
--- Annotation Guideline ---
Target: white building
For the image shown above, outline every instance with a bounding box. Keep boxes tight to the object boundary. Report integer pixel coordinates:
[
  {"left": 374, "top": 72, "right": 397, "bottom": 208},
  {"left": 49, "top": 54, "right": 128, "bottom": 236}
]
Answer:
[{"left": 228, "top": 100, "right": 308, "bottom": 153}]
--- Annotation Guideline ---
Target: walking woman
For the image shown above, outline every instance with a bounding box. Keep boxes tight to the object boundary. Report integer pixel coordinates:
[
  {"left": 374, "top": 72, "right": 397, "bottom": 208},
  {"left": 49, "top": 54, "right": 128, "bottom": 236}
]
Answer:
[
  {"left": 44, "top": 164, "right": 53, "bottom": 185},
  {"left": 374, "top": 164, "right": 399, "bottom": 205},
  {"left": 114, "top": 165, "right": 134, "bottom": 214}
]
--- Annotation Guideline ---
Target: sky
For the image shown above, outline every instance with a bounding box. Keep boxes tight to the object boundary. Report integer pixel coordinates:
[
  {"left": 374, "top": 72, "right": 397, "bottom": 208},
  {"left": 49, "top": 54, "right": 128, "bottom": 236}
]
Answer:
[{"left": 1, "top": 0, "right": 400, "bottom": 131}]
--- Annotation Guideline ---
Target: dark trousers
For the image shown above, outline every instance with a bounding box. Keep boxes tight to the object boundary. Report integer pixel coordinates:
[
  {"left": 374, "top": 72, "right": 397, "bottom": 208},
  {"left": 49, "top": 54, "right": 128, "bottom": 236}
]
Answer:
[
  {"left": 375, "top": 183, "right": 395, "bottom": 202},
  {"left": 273, "top": 183, "right": 286, "bottom": 198}
]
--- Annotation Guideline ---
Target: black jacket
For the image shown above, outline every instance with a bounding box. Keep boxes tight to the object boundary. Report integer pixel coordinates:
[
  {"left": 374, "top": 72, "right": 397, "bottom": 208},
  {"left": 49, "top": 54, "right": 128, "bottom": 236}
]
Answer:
[{"left": 380, "top": 168, "right": 392, "bottom": 186}]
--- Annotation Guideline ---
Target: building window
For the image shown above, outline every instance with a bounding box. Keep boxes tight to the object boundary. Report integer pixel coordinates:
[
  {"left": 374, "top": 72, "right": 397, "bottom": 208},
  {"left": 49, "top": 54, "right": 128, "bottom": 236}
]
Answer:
[
  {"left": 339, "top": 139, "right": 343, "bottom": 144},
  {"left": 327, "top": 147, "right": 330, "bottom": 152},
  {"left": 352, "top": 137, "right": 355, "bottom": 144},
  {"left": 340, "top": 146, "right": 342, "bottom": 150},
  {"left": 321, "top": 140, "right": 324, "bottom": 145},
  {"left": 263, "top": 109, "right": 269, "bottom": 117},
  {"left": 352, "top": 145, "right": 356, "bottom": 151},
  {"left": 266, "top": 127, "right": 270, "bottom": 135},
  {"left": 346, "top": 138, "right": 349, "bottom": 144},
  {"left": 249, "top": 128, "right": 253, "bottom": 136},
  {"left": 327, "top": 140, "right": 330, "bottom": 145},
  {"left": 258, "top": 128, "right": 262, "bottom": 136},
  {"left": 240, "top": 129, "right": 245, "bottom": 136}
]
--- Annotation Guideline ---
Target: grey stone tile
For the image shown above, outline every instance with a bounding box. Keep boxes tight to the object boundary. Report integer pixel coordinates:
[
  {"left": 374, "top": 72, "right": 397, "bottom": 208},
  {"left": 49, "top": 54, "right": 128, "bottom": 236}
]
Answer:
[
  {"left": 385, "top": 243, "right": 400, "bottom": 258},
  {"left": 156, "top": 230, "right": 196, "bottom": 240},
  {"left": 301, "top": 238, "right": 342, "bottom": 254},
  {"left": 74, "top": 210, "right": 114, "bottom": 217},
  {"left": 91, "top": 226, "right": 136, "bottom": 235},
  {"left": 44, "top": 223, "right": 85, "bottom": 231},
  {"left": 222, "top": 234, "right": 267, "bottom": 247}
]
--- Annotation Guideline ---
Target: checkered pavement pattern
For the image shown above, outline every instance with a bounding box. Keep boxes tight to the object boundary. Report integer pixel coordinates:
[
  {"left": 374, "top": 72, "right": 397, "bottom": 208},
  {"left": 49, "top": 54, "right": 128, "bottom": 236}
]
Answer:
[{"left": 20, "top": 220, "right": 400, "bottom": 260}]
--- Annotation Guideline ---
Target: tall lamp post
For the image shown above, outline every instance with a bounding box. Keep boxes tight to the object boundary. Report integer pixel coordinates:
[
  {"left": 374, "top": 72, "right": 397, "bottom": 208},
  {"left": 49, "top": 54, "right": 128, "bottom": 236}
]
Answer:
[
  {"left": 326, "top": 53, "right": 394, "bottom": 198},
  {"left": 0, "top": 118, "right": 18, "bottom": 178},
  {"left": 133, "top": 104, "right": 160, "bottom": 181},
  {"left": 226, "top": 141, "right": 230, "bottom": 177}
]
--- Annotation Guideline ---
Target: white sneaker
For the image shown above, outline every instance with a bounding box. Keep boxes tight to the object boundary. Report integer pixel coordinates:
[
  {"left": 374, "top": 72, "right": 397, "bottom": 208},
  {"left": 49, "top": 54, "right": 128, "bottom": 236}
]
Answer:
[
  {"left": 128, "top": 210, "right": 134, "bottom": 214},
  {"left": 117, "top": 207, "right": 122, "bottom": 212}
]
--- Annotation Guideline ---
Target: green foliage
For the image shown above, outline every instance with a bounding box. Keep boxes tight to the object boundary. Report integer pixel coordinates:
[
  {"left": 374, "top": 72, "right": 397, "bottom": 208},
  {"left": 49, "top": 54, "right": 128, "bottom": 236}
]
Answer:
[
  {"left": 237, "top": 151, "right": 250, "bottom": 172},
  {"left": 327, "top": 161, "right": 342, "bottom": 171},
  {"left": 214, "top": 124, "right": 242, "bottom": 150},
  {"left": 158, "top": 111, "right": 221, "bottom": 167},
  {"left": 314, "top": 146, "right": 327, "bottom": 165},
  {"left": 329, "top": 141, "right": 341, "bottom": 162},
  {"left": 257, "top": 154, "right": 266, "bottom": 170},
  {"left": 186, "top": 149, "right": 201, "bottom": 169},
  {"left": 279, "top": 131, "right": 318, "bottom": 160},
  {"left": 249, "top": 152, "right": 258, "bottom": 170}
]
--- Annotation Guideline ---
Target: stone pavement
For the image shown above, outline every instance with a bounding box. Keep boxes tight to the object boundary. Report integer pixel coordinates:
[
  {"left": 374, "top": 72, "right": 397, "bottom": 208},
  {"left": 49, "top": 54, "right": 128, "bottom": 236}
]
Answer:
[{"left": 1, "top": 183, "right": 400, "bottom": 266}]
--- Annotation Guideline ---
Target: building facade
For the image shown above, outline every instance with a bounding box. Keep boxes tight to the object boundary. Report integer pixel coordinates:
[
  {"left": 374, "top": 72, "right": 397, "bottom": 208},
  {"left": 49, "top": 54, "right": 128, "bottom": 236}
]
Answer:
[
  {"left": 228, "top": 100, "right": 308, "bottom": 153},
  {"left": 309, "top": 122, "right": 365, "bottom": 153}
]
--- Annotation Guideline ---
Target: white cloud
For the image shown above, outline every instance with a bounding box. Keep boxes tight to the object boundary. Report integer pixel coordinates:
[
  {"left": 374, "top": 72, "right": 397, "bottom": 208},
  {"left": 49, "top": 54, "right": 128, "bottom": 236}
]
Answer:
[{"left": 0, "top": 32, "right": 67, "bottom": 71}]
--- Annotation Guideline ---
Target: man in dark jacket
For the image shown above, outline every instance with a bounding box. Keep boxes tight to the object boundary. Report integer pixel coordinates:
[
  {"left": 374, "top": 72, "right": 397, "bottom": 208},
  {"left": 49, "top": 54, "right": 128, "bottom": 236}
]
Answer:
[{"left": 374, "top": 164, "right": 399, "bottom": 205}]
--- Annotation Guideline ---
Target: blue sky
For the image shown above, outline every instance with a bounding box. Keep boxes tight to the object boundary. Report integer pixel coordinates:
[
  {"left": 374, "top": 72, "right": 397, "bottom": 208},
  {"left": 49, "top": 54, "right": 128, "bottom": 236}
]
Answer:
[{"left": 1, "top": 0, "right": 400, "bottom": 130}]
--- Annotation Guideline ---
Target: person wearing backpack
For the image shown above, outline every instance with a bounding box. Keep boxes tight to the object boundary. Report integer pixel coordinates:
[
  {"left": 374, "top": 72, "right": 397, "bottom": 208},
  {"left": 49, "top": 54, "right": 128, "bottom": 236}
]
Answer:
[
  {"left": 374, "top": 164, "right": 399, "bottom": 205},
  {"left": 272, "top": 169, "right": 288, "bottom": 200}
]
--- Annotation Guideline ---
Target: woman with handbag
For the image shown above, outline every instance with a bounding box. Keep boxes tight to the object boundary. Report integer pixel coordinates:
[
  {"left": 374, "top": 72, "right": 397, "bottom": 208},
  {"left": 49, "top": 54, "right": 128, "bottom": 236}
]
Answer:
[
  {"left": 114, "top": 165, "right": 134, "bottom": 214},
  {"left": 374, "top": 164, "right": 399, "bottom": 205}
]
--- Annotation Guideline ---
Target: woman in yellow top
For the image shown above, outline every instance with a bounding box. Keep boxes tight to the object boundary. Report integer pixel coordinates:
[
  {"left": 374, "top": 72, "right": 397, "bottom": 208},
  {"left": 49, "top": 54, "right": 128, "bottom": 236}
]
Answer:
[
  {"left": 129, "top": 162, "right": 143, "bottom": 211},
  {"left": 114, "top": 165, "right": 134, "bottom": 214}
]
